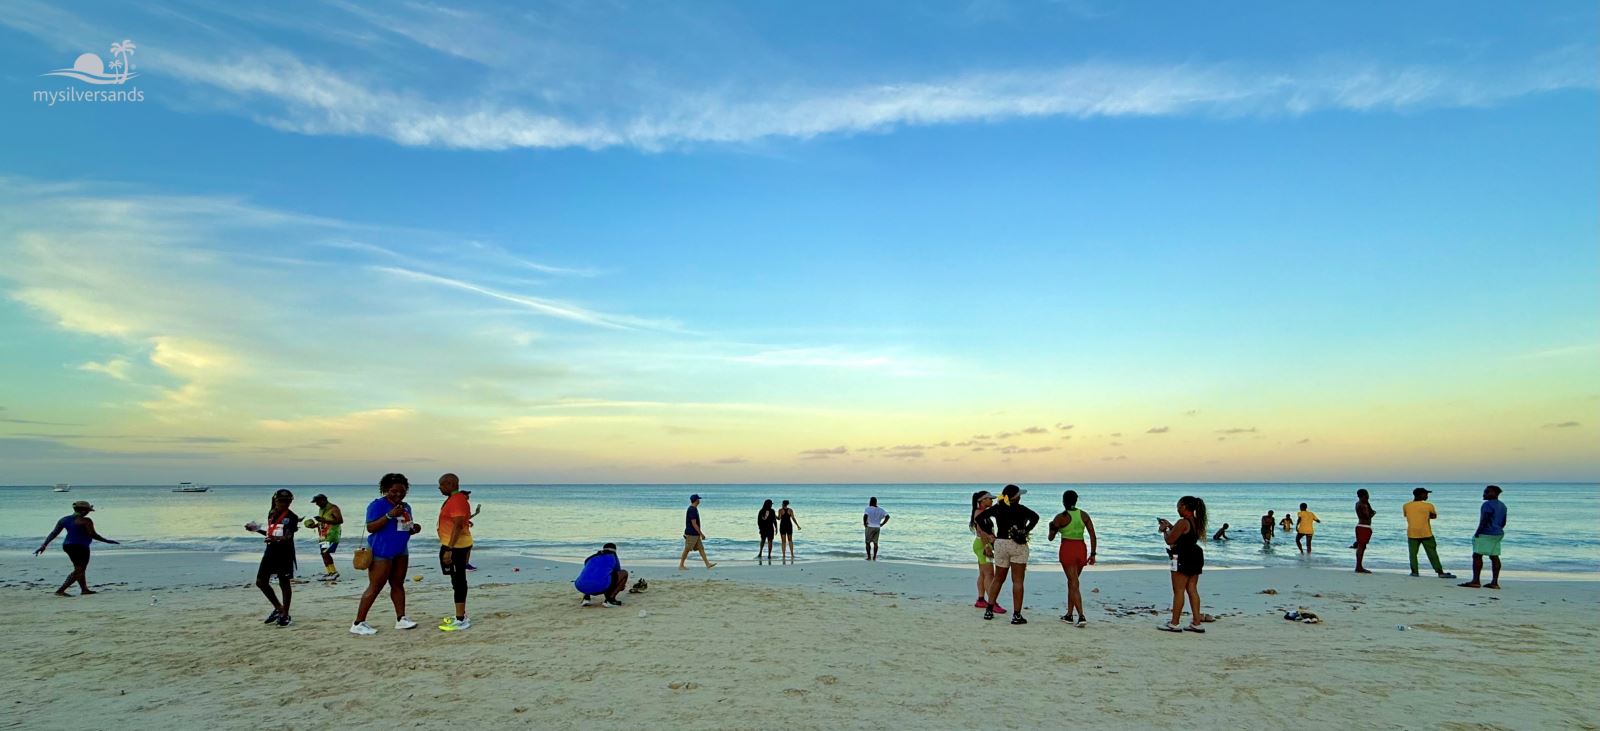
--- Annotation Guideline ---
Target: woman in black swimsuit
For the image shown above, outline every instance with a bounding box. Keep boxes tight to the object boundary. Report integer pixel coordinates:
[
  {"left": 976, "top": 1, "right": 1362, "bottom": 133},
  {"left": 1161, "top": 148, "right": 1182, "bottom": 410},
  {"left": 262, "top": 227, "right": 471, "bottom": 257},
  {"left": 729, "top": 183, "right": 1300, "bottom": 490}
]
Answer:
[
  {"left": 1159, "top": 494, "right": 1207, "bottom": 633},
  {"left": 777, "top": 500, "right": 800, "bottom": 563},
  {"left": 756, "top": 500, "right": 778, "bottom": 562}
]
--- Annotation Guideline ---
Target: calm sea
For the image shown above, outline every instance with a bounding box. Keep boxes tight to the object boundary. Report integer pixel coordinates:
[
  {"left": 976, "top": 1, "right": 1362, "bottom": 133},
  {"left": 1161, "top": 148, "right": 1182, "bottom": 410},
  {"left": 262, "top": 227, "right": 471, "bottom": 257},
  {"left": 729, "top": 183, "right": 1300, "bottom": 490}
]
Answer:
[{"left": 1, "top": 483, "right": 1594, "bottom": 575}]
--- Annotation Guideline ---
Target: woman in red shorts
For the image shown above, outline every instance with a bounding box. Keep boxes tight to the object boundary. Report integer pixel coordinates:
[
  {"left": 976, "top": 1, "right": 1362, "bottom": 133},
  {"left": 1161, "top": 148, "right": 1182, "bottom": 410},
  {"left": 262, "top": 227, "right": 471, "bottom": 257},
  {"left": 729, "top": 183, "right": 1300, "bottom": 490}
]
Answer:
[{"left": 1047, "top": 490, "right": 1097, "bottom": 627}]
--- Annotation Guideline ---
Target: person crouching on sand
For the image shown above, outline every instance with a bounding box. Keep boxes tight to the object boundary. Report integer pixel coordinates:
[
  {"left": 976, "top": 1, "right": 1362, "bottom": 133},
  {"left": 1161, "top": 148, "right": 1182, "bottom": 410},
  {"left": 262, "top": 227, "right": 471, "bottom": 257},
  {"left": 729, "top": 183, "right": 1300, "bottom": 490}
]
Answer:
[
  {"left": 974, "top": 484, "right": 1038, "bottom": 624},
  {"left": 1159, "top": 495, "right": 1207, "bottom": 634},
  {"left": 351, "top": 473, "right": 423, "bottom": 636},
  {"left": 35, "top": 500, "right": 119, "bottom": 597},
  {"left": 576, "top": 543, "right": 630, "bottom": 607},
  {"left": 969, "top": 490, "right": 1004, "bottom": 614},
  {"left": 1048, "top": 489, "right": 1097, "bottom": 627}
]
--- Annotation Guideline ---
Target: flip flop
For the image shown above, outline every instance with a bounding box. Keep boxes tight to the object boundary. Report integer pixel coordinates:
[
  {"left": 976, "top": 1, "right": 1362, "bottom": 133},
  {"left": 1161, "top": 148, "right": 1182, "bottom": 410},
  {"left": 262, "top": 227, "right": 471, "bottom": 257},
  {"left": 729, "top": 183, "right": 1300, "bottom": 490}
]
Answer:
[
  {"left": 1158, "top": 622, "right": 1183, "bottom": 632},
  {"left": 1183, "top": 624, "right": 1207, "bottom": 633}
]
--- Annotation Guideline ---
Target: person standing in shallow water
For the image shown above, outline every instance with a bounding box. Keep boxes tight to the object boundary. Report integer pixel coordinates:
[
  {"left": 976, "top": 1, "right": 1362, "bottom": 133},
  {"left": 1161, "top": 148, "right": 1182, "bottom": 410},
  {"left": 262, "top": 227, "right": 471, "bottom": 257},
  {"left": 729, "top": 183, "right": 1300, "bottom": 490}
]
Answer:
[
  {"left": 777, "top": 500, "right": 800, "bottom": 562},
  {"left": 974, "top": 484, "right": 1038, "bottom": 625},
  {"left": 756, "top": 500, "right": 778, "bottom": 563},
  {"left": 35, "top": 500, "right": 119, "bottom": 596},
  {"left": 1159, "top": 495, "right": 1207, "bottom": 634},
  {"left": 1352, "top": 489, "right": 1375, "bottom": 574},
  {"left": 1261, "top": 510, "right": 1275, "bottom": 548},
  {"left": 1296, "top": 503, "right": 1321, "bottom": 553},
  {"left": 1048, "top": 490, "right": 1097, "bottom": 627},
  {"left": 863, "top": 497, "right": 890, "bottom": 561}
]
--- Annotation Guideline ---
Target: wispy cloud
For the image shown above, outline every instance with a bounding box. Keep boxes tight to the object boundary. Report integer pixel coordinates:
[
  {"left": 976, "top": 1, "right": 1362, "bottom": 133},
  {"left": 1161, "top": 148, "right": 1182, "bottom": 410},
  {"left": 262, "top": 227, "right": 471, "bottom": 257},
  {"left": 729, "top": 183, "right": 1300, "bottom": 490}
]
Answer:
[
  {"left": 1543, "top": 421, "right": 1581, "bottom": 429},
  {"left": 78, "top": 358, "right": 132, "bottom": 381},
  {"left": 1513, "top": 343, "right": 1600, "bottom": 360},
  {"left": 1147, "top": 426, "right": 1170, "bottom": 434},
  {"left": 373, "top": 266, "right": 662, "bottom": 330},
  {"left": 1216, "top": 427, "right": 1258, "bottom": 434}
]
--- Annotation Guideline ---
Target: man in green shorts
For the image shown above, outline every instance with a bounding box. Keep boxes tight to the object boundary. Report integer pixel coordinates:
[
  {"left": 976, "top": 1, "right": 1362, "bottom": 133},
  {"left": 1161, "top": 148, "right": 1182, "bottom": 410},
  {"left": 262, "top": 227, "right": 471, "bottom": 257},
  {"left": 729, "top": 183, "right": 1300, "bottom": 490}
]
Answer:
[
  {"left": 309, "top": 494, "right": 343, "bottom": 581},
  {"left": 1460, "top": 485, "right": 1507, "bottom": 589}
]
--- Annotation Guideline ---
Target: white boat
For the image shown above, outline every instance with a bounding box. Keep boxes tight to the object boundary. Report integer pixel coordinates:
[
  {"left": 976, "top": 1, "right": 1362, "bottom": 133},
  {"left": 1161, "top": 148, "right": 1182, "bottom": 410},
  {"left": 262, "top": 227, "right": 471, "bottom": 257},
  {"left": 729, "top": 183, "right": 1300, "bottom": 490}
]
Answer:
[
  {"left": 53, "top": 483, "right": 71, "bottom": 492},
  {"left": 172, "top": 482, "right": 211, "bottom": 493}
]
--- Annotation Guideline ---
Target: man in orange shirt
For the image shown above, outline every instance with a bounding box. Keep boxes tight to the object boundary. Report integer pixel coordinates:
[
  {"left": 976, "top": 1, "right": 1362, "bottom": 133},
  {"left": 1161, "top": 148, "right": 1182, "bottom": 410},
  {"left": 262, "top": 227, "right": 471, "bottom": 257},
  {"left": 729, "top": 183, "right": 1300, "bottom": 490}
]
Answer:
[{"left": 437, "top": 473, "right": 474, "bottom": 631}]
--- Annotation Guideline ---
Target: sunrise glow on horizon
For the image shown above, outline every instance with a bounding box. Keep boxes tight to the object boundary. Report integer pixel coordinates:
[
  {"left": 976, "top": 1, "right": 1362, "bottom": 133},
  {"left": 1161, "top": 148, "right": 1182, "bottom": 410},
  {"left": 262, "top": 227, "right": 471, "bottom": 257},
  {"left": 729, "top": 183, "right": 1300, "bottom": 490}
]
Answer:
[{"left": 1, "top": 2, "right": 1595, "bottom": 484}]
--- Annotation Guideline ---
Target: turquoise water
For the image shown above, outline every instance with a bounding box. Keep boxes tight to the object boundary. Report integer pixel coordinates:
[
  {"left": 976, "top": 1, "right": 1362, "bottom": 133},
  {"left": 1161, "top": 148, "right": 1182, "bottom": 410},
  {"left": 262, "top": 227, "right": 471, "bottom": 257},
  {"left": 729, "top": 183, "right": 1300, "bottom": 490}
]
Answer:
[{"left": 2, "top": 483, "right": 1594, "bottom": 574}]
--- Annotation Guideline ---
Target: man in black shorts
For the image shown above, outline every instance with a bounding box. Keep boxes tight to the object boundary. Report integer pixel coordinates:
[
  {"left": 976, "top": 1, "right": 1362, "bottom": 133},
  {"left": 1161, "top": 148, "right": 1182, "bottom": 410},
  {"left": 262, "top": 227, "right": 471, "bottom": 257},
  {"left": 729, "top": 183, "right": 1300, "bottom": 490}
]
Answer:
[{"left": 1261, "top": 510, "right": 1275, "bottom": 546}]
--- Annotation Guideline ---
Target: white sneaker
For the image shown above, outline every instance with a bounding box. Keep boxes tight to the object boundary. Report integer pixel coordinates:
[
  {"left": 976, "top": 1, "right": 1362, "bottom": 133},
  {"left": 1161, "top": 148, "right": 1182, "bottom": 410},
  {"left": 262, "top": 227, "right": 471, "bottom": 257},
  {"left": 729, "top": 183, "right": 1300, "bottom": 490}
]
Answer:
[
  {"left": 350, "top": 621, "right": 377, "bottom": 636},
  {"left": 440, "top": 616, "right": 471, "bottom": 632},
  {"left": 580, "top": 598, "right": 594, "bottom": 607},
  {"left": 395, "top": 616, "right": 418, "bottom": 630}
]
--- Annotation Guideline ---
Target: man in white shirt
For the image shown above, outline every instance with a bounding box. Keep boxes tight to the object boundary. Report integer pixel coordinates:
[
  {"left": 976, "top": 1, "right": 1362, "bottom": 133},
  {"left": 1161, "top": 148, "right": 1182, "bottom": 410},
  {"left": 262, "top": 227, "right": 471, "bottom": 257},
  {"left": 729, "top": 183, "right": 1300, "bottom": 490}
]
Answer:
[{"left": 863, "top": 497, "right": 890, "bottom": 561}]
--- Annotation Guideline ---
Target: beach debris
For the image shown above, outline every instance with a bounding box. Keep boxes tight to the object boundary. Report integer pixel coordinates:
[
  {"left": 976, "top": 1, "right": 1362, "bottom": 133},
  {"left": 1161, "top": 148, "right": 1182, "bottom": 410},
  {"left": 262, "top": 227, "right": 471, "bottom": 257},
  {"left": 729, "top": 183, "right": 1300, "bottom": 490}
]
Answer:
[
  {"left": 668, "top": 681, "right": 700, "bottom": 691},
  {"left": 638, "top": 610, "right": 649, "bottom": 618},
  {"left": 1259, "top": 588, "right": 1278, "bottom": 595},
  {"left": 629, "top": 578, "right": 649, "bottom": 593},
  {"left": 412, "top": 575, "right": 422, "bottom": 582},
  {"left": 1283, "top": 610, "right": 1321, "bottom": 624},
  {"left": 514, "top": 706, "right": 528, "bottom": 714},
  {"left": 1312, "top": 593, "right": 1323, "bottom": 598},
  {"left": 1198, "top": 613, "right": 1216, "bottom": 623},
  {"left": 1091, "top": 588, "right": 1100, "bottom": 593},
  {"left": 1396, "top": 625, "right": 1410, "bottom": 631}
]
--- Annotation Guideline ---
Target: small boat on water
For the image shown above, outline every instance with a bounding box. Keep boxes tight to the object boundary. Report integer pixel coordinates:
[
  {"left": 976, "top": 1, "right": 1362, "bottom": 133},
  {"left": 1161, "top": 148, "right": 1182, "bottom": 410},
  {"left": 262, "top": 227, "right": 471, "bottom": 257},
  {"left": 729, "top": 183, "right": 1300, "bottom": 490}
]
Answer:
[
  {"left": 172, "top": 482, "right": 211, "bottom": 493},
  {"left": 53, "top": 483, "right": 71, "bottom": 492}
]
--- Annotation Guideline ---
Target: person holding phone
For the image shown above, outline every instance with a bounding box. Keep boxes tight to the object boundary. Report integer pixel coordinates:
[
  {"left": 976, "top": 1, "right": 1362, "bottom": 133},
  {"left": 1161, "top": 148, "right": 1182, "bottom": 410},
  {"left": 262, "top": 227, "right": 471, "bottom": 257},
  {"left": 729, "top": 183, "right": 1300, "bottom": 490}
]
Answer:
[
  {"left": 436, "top": 473, "right": 473, "bottom": 632},
  {"left": 1159, "top": 495, "right": 1208, "bottom": 633},
  {"left": 35, "top": 500, "right": 119, "bottom": 597},
  {"left": 351, "top": 473, "right": 423, "bottom": 636},
  {"left": 248, "top": 489, "right": 299, "bottom": 626}
]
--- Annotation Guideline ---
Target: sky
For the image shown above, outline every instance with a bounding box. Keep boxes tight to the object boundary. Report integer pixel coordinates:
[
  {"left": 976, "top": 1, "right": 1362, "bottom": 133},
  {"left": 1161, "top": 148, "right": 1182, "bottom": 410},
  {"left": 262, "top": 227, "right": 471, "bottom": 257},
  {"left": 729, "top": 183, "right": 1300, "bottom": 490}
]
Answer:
[{"left": 0, "top": 1, "right": 1595, "bottom": 485}]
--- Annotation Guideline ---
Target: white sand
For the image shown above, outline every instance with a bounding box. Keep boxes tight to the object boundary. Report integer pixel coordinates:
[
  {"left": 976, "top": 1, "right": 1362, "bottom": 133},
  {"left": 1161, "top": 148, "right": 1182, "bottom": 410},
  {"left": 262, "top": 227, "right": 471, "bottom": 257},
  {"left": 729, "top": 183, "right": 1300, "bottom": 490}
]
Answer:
[{"left": 3, "top": 550, "right": 1597, "bottom": 730}]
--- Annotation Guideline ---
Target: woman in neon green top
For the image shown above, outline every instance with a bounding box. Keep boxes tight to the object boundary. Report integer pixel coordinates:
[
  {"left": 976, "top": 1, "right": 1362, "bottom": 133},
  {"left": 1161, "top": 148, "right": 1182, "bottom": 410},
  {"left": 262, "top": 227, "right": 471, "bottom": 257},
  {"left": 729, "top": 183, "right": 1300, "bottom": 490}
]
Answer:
[{"left": 1048, "top": 490, "right": 1097, "bottom": 627}]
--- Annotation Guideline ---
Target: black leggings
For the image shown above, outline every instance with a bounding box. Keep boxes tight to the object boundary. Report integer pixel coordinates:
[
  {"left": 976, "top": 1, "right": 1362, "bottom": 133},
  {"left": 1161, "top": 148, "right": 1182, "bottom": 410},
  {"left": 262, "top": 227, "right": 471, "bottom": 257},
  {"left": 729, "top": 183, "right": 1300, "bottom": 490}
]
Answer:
[{"left": 440, "top": 546, "right": 471, "bottom": 603}]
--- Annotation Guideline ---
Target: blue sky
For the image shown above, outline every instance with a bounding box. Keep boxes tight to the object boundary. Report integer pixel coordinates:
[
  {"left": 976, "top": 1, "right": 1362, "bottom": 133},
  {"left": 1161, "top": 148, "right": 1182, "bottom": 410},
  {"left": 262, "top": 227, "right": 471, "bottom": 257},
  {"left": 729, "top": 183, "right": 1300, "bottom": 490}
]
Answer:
[{"left": 0, "top": 1, "right": 1595, "bottom": 484}]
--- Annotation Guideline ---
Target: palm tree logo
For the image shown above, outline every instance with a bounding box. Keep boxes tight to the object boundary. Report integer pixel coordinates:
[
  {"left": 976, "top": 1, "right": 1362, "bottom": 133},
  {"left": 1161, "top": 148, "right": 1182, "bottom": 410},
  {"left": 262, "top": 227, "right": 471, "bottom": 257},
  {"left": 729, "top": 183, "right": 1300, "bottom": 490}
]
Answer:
[{"left": 109, "top": 39, "right": 136, "bottom": 83}]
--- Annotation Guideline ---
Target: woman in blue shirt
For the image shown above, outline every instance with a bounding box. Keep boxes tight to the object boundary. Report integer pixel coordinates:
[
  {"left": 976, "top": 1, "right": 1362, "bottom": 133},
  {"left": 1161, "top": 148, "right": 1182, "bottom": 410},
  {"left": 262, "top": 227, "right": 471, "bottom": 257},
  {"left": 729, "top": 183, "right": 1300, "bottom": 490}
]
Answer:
[
  {"left": 351, "top": 473, "right": 423, "bottom": 636},
  {"left": 34, "top": 500, "right": 119, "bottom": 597}
]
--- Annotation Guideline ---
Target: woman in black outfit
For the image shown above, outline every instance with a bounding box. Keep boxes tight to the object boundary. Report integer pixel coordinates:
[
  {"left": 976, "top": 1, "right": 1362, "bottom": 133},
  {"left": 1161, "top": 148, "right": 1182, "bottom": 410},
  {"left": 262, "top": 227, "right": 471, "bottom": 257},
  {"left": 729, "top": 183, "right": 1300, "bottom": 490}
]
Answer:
[
  {"left": 756, "top": 500, "right": 778, "bottom": 562},
  {"left": 777, "top": 500, "right": 800, "bottom": 563},
  {"left": 248, "top": 488, "right": 299, "bottom": 627},
  {"left": 1159, "top": 494, "right": 1207, "bottom": 633},
  {"left": 973, "top": 484, "right": 1039, "bottom": 625}
]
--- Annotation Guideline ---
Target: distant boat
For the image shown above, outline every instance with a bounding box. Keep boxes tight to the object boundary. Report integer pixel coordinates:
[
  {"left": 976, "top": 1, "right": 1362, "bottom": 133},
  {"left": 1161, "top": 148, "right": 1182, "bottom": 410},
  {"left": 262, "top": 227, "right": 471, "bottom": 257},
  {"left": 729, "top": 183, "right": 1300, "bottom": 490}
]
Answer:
[
  {"left": 172, "top": 482, "right": 211, "bottom": 493},
  {"left": 53, "top": 483, "right": 71, "bottom": 492}
]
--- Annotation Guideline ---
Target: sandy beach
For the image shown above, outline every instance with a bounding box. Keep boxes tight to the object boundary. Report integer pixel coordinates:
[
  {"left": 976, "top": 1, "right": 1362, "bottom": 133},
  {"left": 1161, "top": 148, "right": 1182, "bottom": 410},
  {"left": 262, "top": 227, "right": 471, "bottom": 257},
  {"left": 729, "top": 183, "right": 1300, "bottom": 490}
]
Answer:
[{"left": 3, "top": 550, "right": 1596, "bottom": 731}]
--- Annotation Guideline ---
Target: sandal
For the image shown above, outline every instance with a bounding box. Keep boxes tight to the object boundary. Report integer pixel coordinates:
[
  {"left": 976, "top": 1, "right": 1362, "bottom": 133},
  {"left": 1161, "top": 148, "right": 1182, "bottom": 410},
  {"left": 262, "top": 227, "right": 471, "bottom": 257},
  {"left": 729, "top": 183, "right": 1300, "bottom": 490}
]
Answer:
[
  {"left": 1158, "top": 622, "right": 1183, "bottom": 632},
  {"left": 1183, "top": 623, "right": 1207, "bottom": 633}
]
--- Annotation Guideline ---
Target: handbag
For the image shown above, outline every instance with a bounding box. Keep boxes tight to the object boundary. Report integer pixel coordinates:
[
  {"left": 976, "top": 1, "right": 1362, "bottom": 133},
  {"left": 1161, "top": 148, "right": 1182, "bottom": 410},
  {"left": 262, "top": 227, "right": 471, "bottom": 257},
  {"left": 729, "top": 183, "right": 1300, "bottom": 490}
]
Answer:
[{"left": 352, "top": 545, "right": 373, "bottom": 570}]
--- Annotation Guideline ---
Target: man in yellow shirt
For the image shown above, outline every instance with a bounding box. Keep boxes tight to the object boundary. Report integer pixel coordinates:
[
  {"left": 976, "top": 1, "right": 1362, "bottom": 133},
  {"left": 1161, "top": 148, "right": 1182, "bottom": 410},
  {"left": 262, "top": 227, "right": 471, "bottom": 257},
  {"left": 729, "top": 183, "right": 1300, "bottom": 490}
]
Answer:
[
  {"left": 1402, "top": 487, "right": 1455, "bottom": 578},
  {"left": 1295, "top": 503, "right": 1321, "bottom": 553}
]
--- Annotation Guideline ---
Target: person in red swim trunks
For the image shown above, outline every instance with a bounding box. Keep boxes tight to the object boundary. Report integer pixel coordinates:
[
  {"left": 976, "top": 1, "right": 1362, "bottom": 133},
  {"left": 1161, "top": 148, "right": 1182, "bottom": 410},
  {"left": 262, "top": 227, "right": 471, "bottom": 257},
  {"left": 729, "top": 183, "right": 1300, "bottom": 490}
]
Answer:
[{"left": 1353, "top": 488, "right": 1376, "bottom": 574}]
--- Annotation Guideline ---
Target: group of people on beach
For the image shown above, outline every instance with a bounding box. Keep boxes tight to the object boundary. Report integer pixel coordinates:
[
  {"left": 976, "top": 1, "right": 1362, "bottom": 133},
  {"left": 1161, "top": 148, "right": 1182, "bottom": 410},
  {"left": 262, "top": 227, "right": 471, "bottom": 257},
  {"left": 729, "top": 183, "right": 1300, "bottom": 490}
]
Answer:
[
  {"left": 33, "top": 481, "right": 1511, "bottom": 634},
  {"left": 1255, "top": 485, "right": 1509, "bottom": 588}
]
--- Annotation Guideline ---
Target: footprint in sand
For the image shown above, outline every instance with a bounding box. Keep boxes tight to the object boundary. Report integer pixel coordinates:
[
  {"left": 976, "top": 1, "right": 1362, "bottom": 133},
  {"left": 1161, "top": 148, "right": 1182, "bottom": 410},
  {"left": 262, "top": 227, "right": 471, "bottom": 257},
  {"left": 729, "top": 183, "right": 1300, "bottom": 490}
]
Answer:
[
  {"left": 784, "top": 688, "right": 808, "bottom": 697},
  {"left": 667, "top": 681, "right": 700, "bottom": 691},
  {"left": 816, "top": 675, "right": 838, "bottom": 685}
]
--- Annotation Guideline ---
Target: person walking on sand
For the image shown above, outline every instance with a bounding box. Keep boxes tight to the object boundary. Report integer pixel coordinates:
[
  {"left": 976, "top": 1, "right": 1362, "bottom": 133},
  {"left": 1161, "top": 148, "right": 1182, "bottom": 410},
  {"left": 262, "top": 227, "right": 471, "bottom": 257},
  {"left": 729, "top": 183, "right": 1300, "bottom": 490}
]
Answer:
[
  {"left": 778, "top": 499, "right": 800, "bottom": 562},
  {"left": 756, "top": 500, "right": 778, "bottom": 562},
  {"left": 1402, "top": 487, "right": 1456, "bottom": 579},
  {"left": 34, "top": 500, "right": 119, "bottom": 597},
  {"left": 248, "top": 489, "right": 300, "bottom": 626},
  {"left": 1261, "top": 510, "right": 1275, "bottom": 547},
  {"left": 351, "top": 473, "right": 424, "bottom": 636},
  {"left": 1460, "top": 485, "right": 1508, "bottom": 589},
  {"left": 678, "top": 494, "right": 716, "bottom": 570},
  {"left": 1048, "top": 490, "right": 1097, "bottom": 627},
  {"left": 863, "top": 497, "right": 890, "bottom": 561},
  {"left": 1159, "top": 495, "right": 1208, "bottom": 633},
  {"left": 576, "top": 543, "right": 630, "bottom": 607},
  {"left": 436, "top": 473, "right": 473, "bottom": 631},
  {"left": 1353, "top": 489, "right": 1376, "bottom": 573},
  {"left": 308, "top": 494, "right": 343, "bottom": 581},
  {"left": 1296, "top": 503, "right": 1321, "bottom": 553},
  {"left": 969, "top": 490, "right": 1005, "bottom": 613},
  {"left": 974, "top": 485, "right": 1039, "bottom": 625}
]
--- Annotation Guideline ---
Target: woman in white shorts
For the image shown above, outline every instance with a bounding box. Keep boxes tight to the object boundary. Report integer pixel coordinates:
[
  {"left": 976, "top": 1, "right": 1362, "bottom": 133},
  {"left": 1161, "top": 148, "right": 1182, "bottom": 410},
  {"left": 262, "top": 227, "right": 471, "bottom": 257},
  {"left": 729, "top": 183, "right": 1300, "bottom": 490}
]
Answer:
[{"left": 972, "top": 484, "right": 1039, "bottom": 625}]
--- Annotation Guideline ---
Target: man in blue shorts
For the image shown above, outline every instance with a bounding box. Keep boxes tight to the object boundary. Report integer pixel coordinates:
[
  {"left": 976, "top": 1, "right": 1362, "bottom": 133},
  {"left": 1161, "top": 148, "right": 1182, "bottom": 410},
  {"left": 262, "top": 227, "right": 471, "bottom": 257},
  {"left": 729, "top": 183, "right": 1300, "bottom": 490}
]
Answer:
[
  {"left": 575, "top": 543, "right": 629, "bottom": 607},
  {"left": 1460, "top": 485, "right": 1507, "bottom": 590}
]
